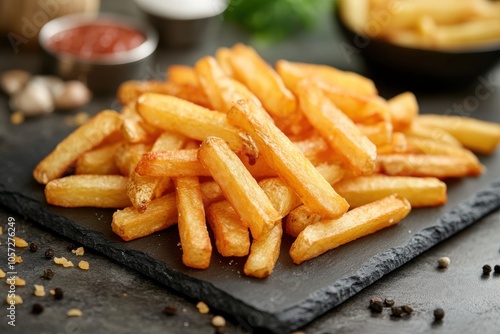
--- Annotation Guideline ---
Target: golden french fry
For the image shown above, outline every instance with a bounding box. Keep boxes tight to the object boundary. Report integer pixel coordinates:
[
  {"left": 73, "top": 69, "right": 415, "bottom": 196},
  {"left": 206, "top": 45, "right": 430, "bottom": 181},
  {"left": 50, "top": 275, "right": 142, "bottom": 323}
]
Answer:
[
  {"left": 34, "top": 110, "right": 123, "bottom": 184},
  {"left": 334, "top": 174, "right": 447, "bottom": 208},
  {"left": 75, "top": 142, "right": 121, "bottom": 175},
  {"left": 315, "top": 163, "right": 346, "bottom": 185},
  {"left": 259, "top": 178, "right": 302, "bottom": 218},
  {"left": 285, "top": 205, "right": 321, "bottom": 238},
  {"left": 338, "top": 0, "right": 369, "bottom": 34},
  {"left": 376, "top": 132, "right": 408, "bottom": 154},
  {"left": 137, "top": 93, "right": 258, "bottom": 157},
  {"left": 215, "top": 47, "right": 235, "bottom": 77},
  {"left": 276, "top": 59, "right": 377, "bottom": 96},
  {"left": 298, "top": 81, "right": 377, "bottom": 175},
  {"left": 243, "top": 223, "right": 283, "bottom": 278},
  {"left": 357, "top": 121, "right": 393, "bottom": 147},
  {"left": 167, "top": 65, "right": 199, "bottom": 85},
  {"left": 136, "top": 149, "right": 210, "bottom": 177},
  {"left": 416, "top": 114, "right": 500, "bottom": 154},
  {"left": 174, "top": 177, "right": 212, "bottom": 269},
  {"left": 227, "top": 100, "right": 349, "bottom": 219},
  {"left": 127, "top": 131, "right": 187, "bottom": 212},
  {"left": 387, "top": 92, "right": 418, "bottom": 131},
  {"left": 195, "top": 56, "right": 262, "bottom": 113},
  {"left": 290, "top": 194, "right": 411, "bottom": 264},
  {"left": 229, "top": 43, "right": 297, "bottom": 118},
  {"left": 404, "top": 122, "right": 461, "bottom": 148},
  {"left": 112, "top": 193, "right": 178, "bottom": 241},
  {"left": 114, "top": 143, "right": 151, "bottom": 176},
  {"left": 206, "top": 200, "right": 250, "bottom": 257},
  {"left": 121, "top": 118, "right": 154, "bottom": 144},
  {"left": 198, "top": 136, "right": 281, "bottom": 239},
  {"left": 117, "top": 80, "right": 211, "bottom": 109},
  {"left": 292, "top": 134, "right": 331, "bottom": 162},
  {"left": 45, "top": 175, "right": 131, "bottom": 208},
  {"left": 376, "top": 154, "right": 482, "bottom": 178}
]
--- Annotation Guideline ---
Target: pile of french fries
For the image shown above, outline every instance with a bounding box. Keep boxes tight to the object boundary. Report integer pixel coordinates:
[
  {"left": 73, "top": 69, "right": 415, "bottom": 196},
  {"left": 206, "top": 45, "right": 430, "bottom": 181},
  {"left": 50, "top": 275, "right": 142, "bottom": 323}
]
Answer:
[
  {"left": 340, "top": 0, "right": 500, "bottom": 49},
  {"left": 33, "top": 43, "right": 500, "bottom": 278}
]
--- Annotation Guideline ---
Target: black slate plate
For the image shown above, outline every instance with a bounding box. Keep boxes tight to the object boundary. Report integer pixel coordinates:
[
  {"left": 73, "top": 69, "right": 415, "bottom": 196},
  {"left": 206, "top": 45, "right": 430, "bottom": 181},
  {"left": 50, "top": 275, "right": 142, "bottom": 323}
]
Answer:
[{"left": 1, "top": 110, "right": 500, "bottom": 333}]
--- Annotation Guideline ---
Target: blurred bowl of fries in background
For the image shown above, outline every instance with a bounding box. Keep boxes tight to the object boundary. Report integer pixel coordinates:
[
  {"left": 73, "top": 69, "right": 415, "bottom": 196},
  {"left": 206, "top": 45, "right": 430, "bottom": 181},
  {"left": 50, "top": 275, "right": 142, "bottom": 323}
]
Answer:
[
  {"left": 337, "top": 0, "right": 500, "bottom": 86},
  {"left": 134, "top": 0, "right": 228, "bottom": 48},
  {"left": 39, "top": 12, "right": 158, "bottom": 94}
]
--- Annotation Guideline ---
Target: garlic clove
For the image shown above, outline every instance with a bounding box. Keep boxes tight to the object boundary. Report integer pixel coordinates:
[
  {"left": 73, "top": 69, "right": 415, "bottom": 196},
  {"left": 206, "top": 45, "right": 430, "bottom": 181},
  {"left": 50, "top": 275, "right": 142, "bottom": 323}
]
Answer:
[
  {"left": 10, "top": 79, "right": 54, "bottom": 116},
  {"left": 54, "top": 80, "right": 92, "bottom": 110},
  {"left": 0, "top": 69, "right": 31, "bottom": 95},
  {"left": 31, "top": 75, "right": 65, "bottom": 98}
]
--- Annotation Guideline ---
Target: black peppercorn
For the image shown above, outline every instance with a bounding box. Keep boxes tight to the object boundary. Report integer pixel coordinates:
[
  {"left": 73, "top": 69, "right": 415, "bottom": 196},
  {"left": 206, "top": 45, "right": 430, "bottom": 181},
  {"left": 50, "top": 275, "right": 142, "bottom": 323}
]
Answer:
[
  {"left": 44, "top": 249, "right": 54, "bottom": 259},
  {"left": 433, "top": 308, "right": 445, "bottom": 321},
  {"left": 369, "top": 297, "right": 384, "bottom": 313},
  {"left": 384, "top": 298, "right": 395, "bottom": 307},
  {"left": 163, "top": 305, "right": 177, "bottom": 316},
  {"left": 31, "top": 303, "right": 44, "bottom": 315},
  {"left": 29, "top": 243, "right": 38, "bottom": 252},
  {"left": 391, "top": 306, "right": 404, "bottom": 317},
  {"left": 494, "top": 265, "right": 500, "bottom": 274},
  {"left": 483, "top": 264, "right": 492, "bottom": 275},
  {"left": 54, "top": 288, "right": 64, "bottom": 300},
  {"left": 402, "top": 305, "right": 414, "bottom": 315},
  {"left": 41, "top": 269, "right": 54, "bottom": 280}
]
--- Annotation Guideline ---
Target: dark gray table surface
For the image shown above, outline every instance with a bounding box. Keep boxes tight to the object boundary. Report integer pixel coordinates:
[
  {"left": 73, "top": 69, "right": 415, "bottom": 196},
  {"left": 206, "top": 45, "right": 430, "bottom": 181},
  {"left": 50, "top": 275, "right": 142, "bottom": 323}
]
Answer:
[{"left": 1, "top": 1, "right": 500, "bottom": 333}]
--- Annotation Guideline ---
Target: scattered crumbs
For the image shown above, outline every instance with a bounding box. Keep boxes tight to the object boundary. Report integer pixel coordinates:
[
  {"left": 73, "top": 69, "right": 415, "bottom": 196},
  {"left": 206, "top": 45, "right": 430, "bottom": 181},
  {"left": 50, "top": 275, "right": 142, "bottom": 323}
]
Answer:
[
  {"left": 177, "top": 242, "right": 181, "bottom": 247},
  {"left": 212, "top": 315, "right": 226, "bottom": 327},
  {"left": 13, "top": 237, "right": 29, "bottom": 248},
  {"left": 63, "top": 261, "right": 74, "bottom": 268},
  {"left": 72, "top": 247, "right": 84, "bottom": 256},
  {"left": 0, "top": 269, "right": 5, "bottom": 279},
  {"left": 14, "top": 255, "right": 22, "bottom": 264},
  {"left": 182, "top": 308, "right": 187, "bottom": 313},
  {"left": 183, "top": 322, "right": 189, "bottom": 327},
  {"left": 122, "top": 292, "right": 128, "bottom": 297},
  {"left": 6, "top": 276, "right": 27, "bottom": 287},
  {"left": 6, "top": 294, "right": 23, "bottom": 305},
  {"left": 67, "top": 309, "right": 83, "bottom": 317},
  {"left": 408, "top": 230, "right": 412, "bottom": 234},
  {"left": 10, "top": 111, "right": 24, "bottom": 125},
  {"left": 438, "top": 257, "right": 450, "bottom": 269},
  {"left": 34, "top": 284, "right": 45, "bottom": 297},
  {"left": 54, "top": 257, "right": 74, "bottom": 267},
  {"left": 228, "top": 260, "right": 234, "bottom": 266},
  {"left": 49, "top": 289, "right": 55, "bottom": 296},
  {"left": 78, "top": 260, "right": 89, "bottom": 270},
  {"left": 196, "top": 301, "right": 210, "bottom": 314}
]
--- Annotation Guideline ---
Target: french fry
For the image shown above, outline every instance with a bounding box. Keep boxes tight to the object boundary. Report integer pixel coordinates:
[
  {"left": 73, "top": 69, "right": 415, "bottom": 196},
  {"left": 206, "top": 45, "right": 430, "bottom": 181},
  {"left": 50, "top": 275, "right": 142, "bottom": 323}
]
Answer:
[
  {"left": 114, "top": 143, "right": 151, "bottom": 176},
  {"left": 276, "top": 59, "right": 377, "bottom": 96},
  {"left": 112, "top": 181, "right": 224, "bottom": 241},
  {"left": 215, "top": 47, "right": 235, "bottom": 77},
  {"left": 75, "top": 142, "right": 121, "bottom": 175},
  {"left": 376, "top": 132, "right": 408, "bottom": 154},
  {"left": 175, "top": 177, "right": 212, "bottom": 269},
  {"left": 290, "top": 194, "right": 411, "bottom": 264},
  {"left": 45, "top": 175, "right": 131, "bottom": 208},
  {"left": 229, "top": 43, "right": 297, "bottom": 118},
  {"left": 387, "top": 92, "right": 418, "bottom": 131},
  {"left": 34, "top": 110, "right": 123, "bottom": 184},
  {"left": 285, "top": 205, "right": 321, "bottom": 238},
  {"left": 167, "top": 65, "right": 199, "bottom": 85},
  {"left": 137, "top": 93, "right": 258, "bottom": 157},
  {"left": 376, "top": 154, "right": 481, "bottom": 178},
  {"left": 315, "top": 163, "right": 346, "bottom": 185},
  {"left": 206, "top": 200, "right": 250, "bottom": 257},
  {"left": 416, "top": 114, "right": 500, "bottom": 154},
  {"left": 227, "top": 100, "right": 349, "bottom": 219},
  {"left": 195, "top": 56, "right": 262, "bottom": 113},
  {"left": 136, "top": 149, "right": 210, "bottom": 177},
  {"left": 117, "top": 80, "right": 211, "bottom": 109},
  {"left": 298, "top": 81, "right": 377, "bottom": 175},
  {"left": 127, "top": 131, "right": 187, "bottom": 212},
  {"left": 198, "top": 136, "right": 281, "bottom": 239},
  {"left": 244, "top": 223, "right": 283, "bottom": 278},
  {"left": 404, "top": 122, "right": 461, "bottom": 147},
  {"left": 112, "top": 193, "right": 178, "bottom": 241},
  {"left": 259, "top": 178, "right": 302, "bottom": 218},
  {"left": 334, "top": 175, "right": 447, "bottom": 208},
  {"left": 357, "top": 121, "right": 393, "bottom": 147}
]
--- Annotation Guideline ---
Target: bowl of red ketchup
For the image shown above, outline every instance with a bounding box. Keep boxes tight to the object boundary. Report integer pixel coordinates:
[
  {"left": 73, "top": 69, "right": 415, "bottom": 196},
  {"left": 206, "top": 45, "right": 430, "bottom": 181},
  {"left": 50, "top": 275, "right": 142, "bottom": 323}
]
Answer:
[{"left": 39, "top": 13, "right": 158, "bottom": 93}]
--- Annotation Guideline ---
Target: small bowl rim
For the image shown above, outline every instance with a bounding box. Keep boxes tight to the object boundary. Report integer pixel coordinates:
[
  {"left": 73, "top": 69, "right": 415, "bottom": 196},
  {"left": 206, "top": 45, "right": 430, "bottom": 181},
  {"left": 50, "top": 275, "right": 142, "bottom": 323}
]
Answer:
[{"left": 39, "top": 12, "right": 158, "bottom": 65}]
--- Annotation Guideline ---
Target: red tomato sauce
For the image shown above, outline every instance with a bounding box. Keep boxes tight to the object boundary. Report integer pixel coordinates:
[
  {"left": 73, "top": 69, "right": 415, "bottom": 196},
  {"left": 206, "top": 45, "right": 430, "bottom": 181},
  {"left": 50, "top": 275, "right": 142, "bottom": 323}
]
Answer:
[{"left": 48, "top": 22, "right": 145, "bottom": 58}]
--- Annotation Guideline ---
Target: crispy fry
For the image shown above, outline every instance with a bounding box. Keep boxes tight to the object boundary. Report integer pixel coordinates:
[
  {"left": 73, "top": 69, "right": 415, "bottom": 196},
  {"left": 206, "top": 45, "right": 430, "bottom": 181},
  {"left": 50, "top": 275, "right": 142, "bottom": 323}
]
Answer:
[
  {"left": 334, "top": 175, "right": 447, "bottom": 208},
  {"left": 195, "top": 56, "right": 262, "bottom": 113},
  {"left": 298, "top": 81, "right": 377, "bottom": 175},
  {"left": 229, "top": 43, "right": 297, "bottom": 118},
  {"left": 276, "top": 59, "right": 377, "bottom": 96},
  {"left": 112, "top": 193, "right": 178, "bottom": 241},
  {"left": 259, "top": 178, "right": 302, "bottom": 218},
  {"left": 75, "top": 142, "right": 121, "bottom": 175},
  {"left": 290, "top": 194, "right": 411, "bottom": 264},
  {"left": 136, "top": 149, "right": 210, "bottom": 177},
  {"left": 404, "top": 122, "right": 461, "bottom": 147},
  {"left": 387, "top": 92, "right": 418, "bottom": 131},
  {"left": 416, "top": 114, "right": 500, "bottom": 154},
  {"left": 285, "top": 205, "right": 321, "bottom": 238},
  {"left": 376, "top": 154, "right": 482, "bottom": 178},
  {"left": 137, "top": 93, "right": 258, "bottom": 157},
  {"left": 175, "top": 177, "right": 212, "bottom": 269},
  {"left": 167, "top": 65, "right": 199, "bottom": 85},
  {"left": 45, "top": 175, "right": 131, "bottom": 208},
  {"left": 228, "top": 100, "right": 349, "bottom": 219},
  {"left": 376, "top": 132, "right": 408, "bottom": 154},
  {"left": 34, "top": 110, "right": 123, "bottom": 184},
  {"left": 215, "top": 47, "right": 235, "bottom": 77},
  {"left": 357, "top": 121, "right": 393, "bottom": 147},
  {"left": 114, "top": 143, "right": 151, "bottom": 176},
  {"left": 206, "top": 200, "right": 250, "bottom": 257},
  {"left": 244, "top": 223, "right": 283, "bottom": 278},
  {"left": 198, "top": 136, "right": 281, "bottom": 239}
]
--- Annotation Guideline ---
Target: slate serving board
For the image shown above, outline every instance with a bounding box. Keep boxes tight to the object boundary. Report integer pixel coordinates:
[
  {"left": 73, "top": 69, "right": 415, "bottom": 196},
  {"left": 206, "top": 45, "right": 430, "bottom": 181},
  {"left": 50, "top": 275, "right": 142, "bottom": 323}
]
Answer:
[{"left": 1, "top": 108, "right": 500, "bottom": 333}]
